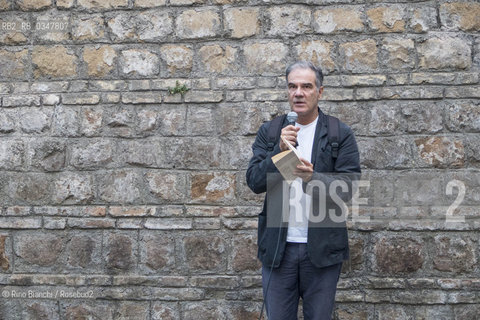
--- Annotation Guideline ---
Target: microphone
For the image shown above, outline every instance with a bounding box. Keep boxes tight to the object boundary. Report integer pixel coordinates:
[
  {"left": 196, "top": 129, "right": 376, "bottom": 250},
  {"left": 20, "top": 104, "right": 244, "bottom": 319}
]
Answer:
[
  {"left": 286, "top": 111, "right": 298, "bottom": 147},
  {"left": 286, "top": 111, "right": 298, "bottom": 126}
]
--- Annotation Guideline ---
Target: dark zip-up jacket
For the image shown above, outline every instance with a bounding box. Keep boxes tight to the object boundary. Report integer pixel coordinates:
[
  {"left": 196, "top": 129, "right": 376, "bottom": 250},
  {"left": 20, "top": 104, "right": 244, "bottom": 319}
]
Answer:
[{"left": 246, "top": 108, "right": 361, "bottom": 268}]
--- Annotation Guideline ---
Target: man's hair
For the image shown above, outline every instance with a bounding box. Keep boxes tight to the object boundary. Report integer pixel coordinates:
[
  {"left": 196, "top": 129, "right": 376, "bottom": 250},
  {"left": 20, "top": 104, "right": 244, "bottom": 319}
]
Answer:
[{"left": 285, "top": 61, "right": 324, "bottom": 88}]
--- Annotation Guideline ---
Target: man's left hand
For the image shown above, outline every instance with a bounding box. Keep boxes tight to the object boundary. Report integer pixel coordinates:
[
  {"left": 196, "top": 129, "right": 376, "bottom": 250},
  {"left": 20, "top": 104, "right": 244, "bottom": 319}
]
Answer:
[{"left": 295, "top": 157, "right": 314, "bottom": 182}]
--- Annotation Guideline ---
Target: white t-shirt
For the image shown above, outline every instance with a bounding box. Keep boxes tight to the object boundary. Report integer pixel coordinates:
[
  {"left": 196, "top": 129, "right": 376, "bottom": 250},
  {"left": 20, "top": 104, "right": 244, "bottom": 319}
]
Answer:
[{"left": 286, "top": 116, "right": 318, "bottom": 243}]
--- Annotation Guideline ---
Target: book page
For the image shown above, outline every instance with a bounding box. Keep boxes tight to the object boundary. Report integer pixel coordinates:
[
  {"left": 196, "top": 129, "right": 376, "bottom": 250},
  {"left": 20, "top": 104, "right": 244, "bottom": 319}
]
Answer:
[{"left": 271, "top": 138, "right": 303, "bottom": 182}]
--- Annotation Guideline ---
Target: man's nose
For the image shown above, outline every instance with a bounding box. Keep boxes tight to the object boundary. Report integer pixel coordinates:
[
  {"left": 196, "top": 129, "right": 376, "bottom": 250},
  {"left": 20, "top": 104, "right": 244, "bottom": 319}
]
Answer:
[{"left": 294, "top": 87, "right": 303, "bottom": 96}]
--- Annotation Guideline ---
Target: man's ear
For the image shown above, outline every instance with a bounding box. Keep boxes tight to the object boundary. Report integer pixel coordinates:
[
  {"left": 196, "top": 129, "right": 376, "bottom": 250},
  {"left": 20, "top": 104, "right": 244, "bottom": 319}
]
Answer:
[{"left": 318, "top": 86, "right": 324, "bottom": 96}]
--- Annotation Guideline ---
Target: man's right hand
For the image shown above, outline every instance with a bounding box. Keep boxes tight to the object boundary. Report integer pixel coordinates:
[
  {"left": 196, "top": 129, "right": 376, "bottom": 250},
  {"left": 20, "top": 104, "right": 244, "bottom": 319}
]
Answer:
[{"left": 279, "top": 125, "right": 299, "bottom": 151}]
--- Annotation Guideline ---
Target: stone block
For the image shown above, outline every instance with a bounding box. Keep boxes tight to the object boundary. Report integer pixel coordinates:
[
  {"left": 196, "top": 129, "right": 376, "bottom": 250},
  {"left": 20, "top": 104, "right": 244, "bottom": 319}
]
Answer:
[
  {"left": 0, "top": 235, "right": 10, "bottom": 271},
  {"left": 341, "top": 236, "right": 364, "bottom": 273},
  {"left": 224, "top": 7, "right": 259, "bottom": 38},
  {"left": 184, "top": 91, "right": 223, "bottom": 103},
  {"left": 215, "top": 77, "right": 255, "bottom": 90},
  {"left": 77, "top": 0, "right": 127, "bottom": 10},
  {"left": 243, "top": 42, "right": 288, "bottom": 74},
  {"left": 190, "top": 172, "right": 236, "bottom": 204},
  {"left": 53, "top": 172, "right": 94, "bottom": 204},
  {"left": 446, "top": 100, "right": 480, "bottom": 132},
  {"left": 107, "top": 10, "right": 173, "bottom": 42},
  {"left": 0, "top": 13, "right": 28, "bottom": 45},
  {"left": 381, "top": 38, "right": 415, "bottom": 70},
  {"left": 144, "top": 218, "right": 192, "bottom": 230},
  {"left": 120, "top": 139, "right": 161, "bottom": 167},
  {"left": 295, "top": 40, "right": 335, "bottom": 74},
  {"left": 83, "top": 46, "right": 116, "bottom": 77},
  {"left": 414, "top": 305, "right": 453, "bottom": 319},
  {"left": 80, "top": 107, "right": 103, "bottom": 137},
  {"left": 358, "top": 137, "right": 413, "bottom": 169},
  {"left": 32, "top": 46, "right": 77, "bottom": 79},
  {"left": 16, "top": 0, "right": 51, "bottom": 10},
  {"left": 266, "top": 6, "right": 311, "bottom": 36},
  {"left": 98, "top": 170, "right": 142, "bottom": 204},
  {"left": 32, "top": 11, "right": 70, "bottom": 43},
  {"left": 44, "top": 218, "right": 67, "bottom": 229},
  {"left": 72, "top": 14, "right": 106, "bottom": 41},
  {"left": 367, "top": 6, "right": 406, "bottom": 32},
  {"left": 0, "top": 49, "right": 28, "bottom": 79},
  {"left": 175, "top": 9, "right": 221, "bottom": 39},
  {"left": 369, "top": 103, "right": 402, "bottom": 135},
  {"left": 415, "top": 136, "right": 465, "bottom": 168},
  {"left": 0, "top": 0, "right": 10, "bottom": 10},
  {"left": 418, "top": 37, "right": 472, "bottom": 70},
  {"left": 0, "top": 139, "right": 25, "bottom": 170},
  {"left": 339, "top": 39, "right": 378, "bottom": 73},
  {"left": 375, "top": 305, "right": 409, "bottom": 320},
  {"left": 313, "top": 7, "right": 364, "bottom": 33},
  {"left": 379, "top": 86, "right": 443, "bottom": 100},
  {"left": 160, "top": 44, "right": 193, "bottom": 74},
  {"left": 67, "top": 218, "right": 115, "bottom": 229},
  {"left": 182, "top": 235, "right": 226, "bottom": 271},
  {"left": 70, "top": 139, "right": 114, "bottom": 169},
  {"left": 230, "top": 233, "right": 260, "bottom": 272},
  {"left": 408, "top": 6, "right": 437, "bottom": 33},
  {"left": 114, "top": 302, "right": 149, "bottom": 320},
  {"left": 194, "top": 218, "right": 220, "bottom": 229},
  {"left": 121, "top": 92, "right": 162, "bottom": 104},
  {"left": 465, "top": 135, "right": 480, "bottom": 165},
  {"left": 445, "top": 86, "right": 480, "bottom": 98},
  {"left": 7, "top": 173, "right": 51, "bottom": 204},
  {"left": 433, "top": 235, "right": 476, "bottom": 273},
  {"left": 374, "top": 236, "right": 424, "bottom": 274},
  {"left": 182, "top": 302, "right": 227, "bottom": 319},
  {"left": 246, "top": 89, "right": 286, "bottom": 102},
  {"left": 152, "top": 302, "right": 179, "bottom": 320},
  {"left": 61, "top": 302, "right": 114, "bottom": 320},
  {"left": 14, "top": 232, "right": 65, "bottom": 270},
  {"left": 393, "top": 171, "right": 444, "bottom": 207},
  {"left": 120, "top": 49, "right": 159, "bottom": 77},
  {"left": 454, "top": 305, "right": 480, "bottom": 320},
  {"left": 199, "top": 44, "right": 237, "bottom": 74},
  {"left": 220, "top": 137, "right": 253, "bottom": 170},
  {"left": 140, "top": 232, "right": 175, "bottom": 272},
  {"left": 145, "top": 171, "right": 186, "bottom": 202},
  {"left": 66, "top": 233, "right": 101, "bottom": 270},
  {"left": 108, "top": 109, "right": 137, "bottom": 134},
  {"left": 104, "top": 232, "right": 137, "bottom": 273},
  {"left": 52, "top": 106, "right": 80, "bottom": 137},
  {"left": 110, "top": 206, "right": 155, "bottom": 217},
  {"left": 19, "top": 107, "right": 51, "bottom": 133},
  {"left": 397, "top": 100, "right": 445, "bottom": 134},
  {"left": 134, "top": 0, "right": 166, "bottom": 7},
  {"left": 57, "top": 0, "right": 74, "bottom": 8},
  {"left": 411, "top": 72, "right": 456, "bottom": 84},
  {"left": 440, "top": 2, "right": 480, "bottom": 32},
  {"left": 181, "top": 136, "right": 221, "bottom": 168},
  {"left": 0, "top": 112, "right": 13, "bottom": 134},
  {"left": 3, "top": 94, "right": 40, "bottom": 107}
]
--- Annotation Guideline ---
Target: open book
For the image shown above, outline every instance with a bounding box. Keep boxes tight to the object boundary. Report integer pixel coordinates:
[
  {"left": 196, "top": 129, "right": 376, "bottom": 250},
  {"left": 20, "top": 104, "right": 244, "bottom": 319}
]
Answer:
[{"left": 271, "top": 137, "right": 303, "bottom": 182}]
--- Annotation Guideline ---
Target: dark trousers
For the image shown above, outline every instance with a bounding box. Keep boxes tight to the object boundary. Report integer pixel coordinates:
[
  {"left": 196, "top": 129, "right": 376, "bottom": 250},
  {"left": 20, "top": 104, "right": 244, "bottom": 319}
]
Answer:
[{"left": 262, "top": 243, "right": 342, "bottom": 320}]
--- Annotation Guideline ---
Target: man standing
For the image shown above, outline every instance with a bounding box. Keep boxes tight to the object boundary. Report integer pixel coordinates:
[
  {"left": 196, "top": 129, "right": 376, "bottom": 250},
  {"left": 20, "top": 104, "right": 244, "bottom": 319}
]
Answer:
[{"left": 246, "top": 61, "right": 361, "bottom": 319}]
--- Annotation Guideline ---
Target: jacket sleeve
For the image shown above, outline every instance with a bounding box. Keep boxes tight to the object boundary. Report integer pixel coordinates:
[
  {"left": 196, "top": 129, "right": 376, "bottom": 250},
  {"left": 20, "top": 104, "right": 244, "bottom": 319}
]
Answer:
[{"left": 246, "top": 122, "right": 283, "bottom": 194}]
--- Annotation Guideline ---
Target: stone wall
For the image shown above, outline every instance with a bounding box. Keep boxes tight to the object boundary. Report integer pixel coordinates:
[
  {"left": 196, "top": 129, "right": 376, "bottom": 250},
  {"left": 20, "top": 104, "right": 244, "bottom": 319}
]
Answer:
[{"left": 0, "top": 0, "right": 479, "bottom": 319}]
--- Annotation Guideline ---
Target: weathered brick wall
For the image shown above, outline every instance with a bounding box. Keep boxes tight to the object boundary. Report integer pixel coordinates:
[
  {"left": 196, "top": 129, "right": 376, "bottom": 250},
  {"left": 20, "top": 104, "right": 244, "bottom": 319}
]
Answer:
[{"left": 0, "top": 0, "right": 479, "bottom": 319}]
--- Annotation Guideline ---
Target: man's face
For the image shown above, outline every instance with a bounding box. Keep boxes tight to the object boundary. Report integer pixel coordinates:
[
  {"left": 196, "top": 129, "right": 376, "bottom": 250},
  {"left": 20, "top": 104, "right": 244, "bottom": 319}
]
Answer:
[{"left": 287, "top": 68, "right": 323, "bottom": 120}]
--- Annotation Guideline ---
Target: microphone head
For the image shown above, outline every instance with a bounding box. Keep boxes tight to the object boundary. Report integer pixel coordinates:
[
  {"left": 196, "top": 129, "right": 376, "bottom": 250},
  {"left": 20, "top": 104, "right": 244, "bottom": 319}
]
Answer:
[{"left": 286, "top": 111, "right": 298, "bottom": 125}]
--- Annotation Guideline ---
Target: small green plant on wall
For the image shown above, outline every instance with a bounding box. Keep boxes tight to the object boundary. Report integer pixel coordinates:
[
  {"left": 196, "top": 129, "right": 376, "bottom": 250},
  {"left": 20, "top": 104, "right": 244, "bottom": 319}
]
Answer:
[{"left": 168, "top": 81, "right": 190, "bottom": 97}]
